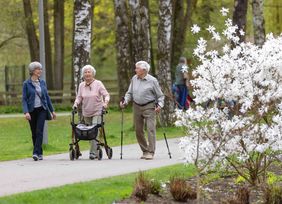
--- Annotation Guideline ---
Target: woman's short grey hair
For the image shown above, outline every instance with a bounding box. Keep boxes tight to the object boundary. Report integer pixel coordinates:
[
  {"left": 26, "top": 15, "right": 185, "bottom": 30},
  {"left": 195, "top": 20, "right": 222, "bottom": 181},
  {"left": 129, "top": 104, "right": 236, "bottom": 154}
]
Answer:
[
  {"left": 28, "top": 61, "right": 42, "bottom": 75},
  {"left": 81, "top": 65, "right": 96, "bottom": 77},
  {"left": 135, "top": 61, "right": 150, "bottom": 72}
]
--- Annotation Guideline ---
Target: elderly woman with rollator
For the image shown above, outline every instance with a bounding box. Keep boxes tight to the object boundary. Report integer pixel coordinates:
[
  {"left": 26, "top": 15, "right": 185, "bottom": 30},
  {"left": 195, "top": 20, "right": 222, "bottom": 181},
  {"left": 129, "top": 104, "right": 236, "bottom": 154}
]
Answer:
[
  {"left": 73, "top": 65, "right": 110, "bottom": 160},
  {"left": 120, "top": 61, "right": 164, "bottom": 160},
  {"left": 22, "top": 62, "right": 56, "bottom": 161}
]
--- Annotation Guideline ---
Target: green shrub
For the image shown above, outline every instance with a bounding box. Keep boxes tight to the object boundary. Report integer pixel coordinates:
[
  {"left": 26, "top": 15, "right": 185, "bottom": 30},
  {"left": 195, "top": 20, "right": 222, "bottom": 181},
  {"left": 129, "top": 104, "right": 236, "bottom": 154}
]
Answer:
[
  {"left": 0, "top": 105, "right": 22, "bottom": 114},
  {"left": 149, "top": 179, "right": 161, "bottom": 195}
]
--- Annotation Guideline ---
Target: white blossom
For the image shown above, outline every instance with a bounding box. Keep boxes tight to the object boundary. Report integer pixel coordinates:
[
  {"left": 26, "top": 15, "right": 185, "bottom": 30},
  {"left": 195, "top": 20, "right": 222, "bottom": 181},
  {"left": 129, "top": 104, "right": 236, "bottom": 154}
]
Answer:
[
  {"left": 207, "top": 25, "right": 216, "bottom": 33},
  {"left": 220, "top": 7, "right": 229, "bottom": 16},
  {"left": 176, "top": 10, "right": 282, "bottom": 178},
  {"left": 181, "top": 65, "right": 188, "bottom": 73},
  {"left": 239, "top": 29, "right": 245, "bottom": 36},
  {"left": 223, "top": 44, "right": 230, "bottom": 53},
  {"left": 191, "top": 24, "right": 201, "bottom": 34}
]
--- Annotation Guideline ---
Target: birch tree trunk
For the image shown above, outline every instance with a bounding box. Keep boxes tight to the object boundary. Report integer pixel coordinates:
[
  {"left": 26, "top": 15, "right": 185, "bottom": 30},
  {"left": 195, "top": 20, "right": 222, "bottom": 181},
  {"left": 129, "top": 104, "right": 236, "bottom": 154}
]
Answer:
[
  {"left": 251, "top": 0, "right": 265, "bottom": 47},
  {"left": 157, "top": 0, "right": 174, "bottom": 126},
  {"left": 129, "top": 0, "right": 152, "bottom": 71},
  {"left": 232, "top": 0, "right": 248, "bottom": 47},
  {"left": 72, "top": 0, "right": 94, "bottom": 92},
  {"left": 54, "top": 0, "right": 64, "bottom": 92},
  {"left": 114, "top": 0, "right": 133, "bottom": 98},
  {"left": 22, "top": 0, "right": 39, "bottom": 61}
]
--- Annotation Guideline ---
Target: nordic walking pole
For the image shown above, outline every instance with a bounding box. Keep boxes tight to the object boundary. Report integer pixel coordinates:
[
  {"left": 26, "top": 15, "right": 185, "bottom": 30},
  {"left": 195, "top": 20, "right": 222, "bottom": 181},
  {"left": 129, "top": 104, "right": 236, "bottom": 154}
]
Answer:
[
  {"left": 120, "top": 97, "right": 125, "bottom": 159},
  {"left": 156, "top": 106, "right": 172, "bottom": 159}
]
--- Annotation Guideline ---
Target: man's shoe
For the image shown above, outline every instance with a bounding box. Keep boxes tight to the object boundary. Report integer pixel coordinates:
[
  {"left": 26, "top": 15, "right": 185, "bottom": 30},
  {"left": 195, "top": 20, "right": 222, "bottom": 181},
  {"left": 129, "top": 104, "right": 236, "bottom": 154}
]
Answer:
[
  {"left": 140, "top": 152, "right": 148, "bottom": 159},
  {"left": 89, "top": 153, "right": 97, "bottom": 160},
  {"left": 145, "top": 154, "right": 154, "bottom": 160},
  {"left": 32, "top": 154, "right": 39, "bottom": 161},
  {"left": 38, "top": 155, "right": 43, "bottom": 160}
]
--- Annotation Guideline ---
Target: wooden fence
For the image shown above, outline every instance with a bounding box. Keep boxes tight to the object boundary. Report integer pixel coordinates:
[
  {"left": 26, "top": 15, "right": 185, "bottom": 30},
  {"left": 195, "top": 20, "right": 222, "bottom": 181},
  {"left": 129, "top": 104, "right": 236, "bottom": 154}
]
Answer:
[{"left": 0, "top": 80, "right": 120, "bottom": 106}]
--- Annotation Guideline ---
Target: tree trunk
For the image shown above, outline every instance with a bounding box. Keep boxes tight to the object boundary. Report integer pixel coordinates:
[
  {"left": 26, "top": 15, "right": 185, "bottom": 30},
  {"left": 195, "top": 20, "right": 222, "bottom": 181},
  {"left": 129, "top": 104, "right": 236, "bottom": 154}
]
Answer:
[
  {"left": 22, "top": 0, "right": 39, "bottom": 61},
  {"left": 157, "top": 0, "right": 174, "bottom": 126},
  {"left": 72, "top": 0, "right": 94, "bottom": 92},
  {"left": 232, "top": 0, "right": 248, "bottom": 46},
  {"left": 114, "top": 0, "right": 133, "bottom": 98},
  {"left": 54, "top": 0, "right": 64, "bottom": 92},
  {"left": 171, "top": 0, "right": 195, "bottom": 79},
  {"left": 129, "top": 0, "right": 152, "bottom": 73},
  {"left": 251, "top": 0, "right": 265, "bottom": 47},
  {"left": 43, "top": 0, "right": 54, "bottom": 89}
]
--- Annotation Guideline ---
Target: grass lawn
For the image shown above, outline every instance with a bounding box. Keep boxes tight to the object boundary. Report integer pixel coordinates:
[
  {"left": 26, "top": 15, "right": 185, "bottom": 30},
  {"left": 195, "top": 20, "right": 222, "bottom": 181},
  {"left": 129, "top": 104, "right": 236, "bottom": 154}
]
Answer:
[
  {"left": 0, "top": 109, "right": 186, "bottom": 161},
  {"left": 0, "top": 164, "right": 195, "bottom": 204}
]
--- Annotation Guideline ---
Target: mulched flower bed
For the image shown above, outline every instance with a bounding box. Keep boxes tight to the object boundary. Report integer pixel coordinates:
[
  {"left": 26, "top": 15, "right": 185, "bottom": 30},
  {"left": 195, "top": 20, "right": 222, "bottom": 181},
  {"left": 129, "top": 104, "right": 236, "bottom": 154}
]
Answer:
[{"left": 116, "top": 164, "right": 282, "bottom": 204}]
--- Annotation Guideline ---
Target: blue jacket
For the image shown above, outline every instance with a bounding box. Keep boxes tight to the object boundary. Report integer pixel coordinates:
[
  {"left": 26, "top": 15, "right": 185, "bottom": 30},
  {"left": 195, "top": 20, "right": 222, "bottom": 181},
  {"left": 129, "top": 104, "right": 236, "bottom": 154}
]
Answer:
[{"left": 22, "top": 78, "right": 54, "bottom": 114}]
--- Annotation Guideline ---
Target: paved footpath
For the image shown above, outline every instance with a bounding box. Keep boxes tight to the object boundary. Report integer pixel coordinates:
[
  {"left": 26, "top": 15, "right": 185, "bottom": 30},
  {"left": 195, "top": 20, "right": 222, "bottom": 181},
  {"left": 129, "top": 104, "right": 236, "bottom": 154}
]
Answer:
[{"left": 0, "top": 138, "right": 184, "bottom": 197}]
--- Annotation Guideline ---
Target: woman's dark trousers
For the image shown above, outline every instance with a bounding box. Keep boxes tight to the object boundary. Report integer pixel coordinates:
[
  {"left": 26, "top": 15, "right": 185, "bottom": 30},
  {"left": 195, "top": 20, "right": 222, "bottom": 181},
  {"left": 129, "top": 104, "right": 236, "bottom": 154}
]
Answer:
[{"left": 29, "top": 107, "right": 47, "bottom": 156}]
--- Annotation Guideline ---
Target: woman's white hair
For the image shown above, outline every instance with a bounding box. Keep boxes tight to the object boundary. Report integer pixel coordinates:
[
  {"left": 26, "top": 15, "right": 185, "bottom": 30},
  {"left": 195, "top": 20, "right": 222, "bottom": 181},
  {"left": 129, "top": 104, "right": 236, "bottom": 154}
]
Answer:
[
  {"left": 81, "top": 64, "right": 96, "bottom": 77},
  {"left": 28, "top": 61, "right": 42, "bottom": 75},
  {"left": 135, "top": 61, "right": 150, "bottom": 72}
]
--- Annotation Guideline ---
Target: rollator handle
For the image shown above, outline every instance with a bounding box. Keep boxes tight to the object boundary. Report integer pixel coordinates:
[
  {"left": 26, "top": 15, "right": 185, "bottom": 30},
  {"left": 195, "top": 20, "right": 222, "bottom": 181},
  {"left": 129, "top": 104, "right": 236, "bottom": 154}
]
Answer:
[
  {"left": 101, "top": 108, "right": 108, "bottom": 115},
  {"left": 72, "top": 106, "right": 77, "bottom": 114}
]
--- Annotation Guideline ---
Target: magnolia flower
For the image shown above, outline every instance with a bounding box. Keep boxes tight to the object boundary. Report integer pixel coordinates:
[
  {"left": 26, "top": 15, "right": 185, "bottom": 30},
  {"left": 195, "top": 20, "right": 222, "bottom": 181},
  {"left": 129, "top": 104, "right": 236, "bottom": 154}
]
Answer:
[
  {"left": 181, "top": 65, "right": 188, "bottom": 73},
  {"left": 191, "top": 24, "right": 201, "bottom": 34},
  {"left": 177, "top": 8, "right": 282, "bottom": 180},
  {"left": 220, "top": 7, "right": 229, "bottom": 16},
  {"left": 212, "top": 32, "right": 221, "bottom": 41},
  {"left": 239, "top": 29, "right": 245, "bottom": 36},
  {"left": 223, "top": 44, "right": 230, "bottom": 53},
  {"left": 207, "top": 25, "right": 216, "bottom": 33}
]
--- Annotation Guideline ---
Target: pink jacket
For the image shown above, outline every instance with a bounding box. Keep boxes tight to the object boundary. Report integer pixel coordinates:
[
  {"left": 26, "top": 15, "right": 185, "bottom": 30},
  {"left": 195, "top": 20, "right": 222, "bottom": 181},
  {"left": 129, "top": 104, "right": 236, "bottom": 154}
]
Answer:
[{"left": 74, "top": 80, "right": 110, "bottom": 117}]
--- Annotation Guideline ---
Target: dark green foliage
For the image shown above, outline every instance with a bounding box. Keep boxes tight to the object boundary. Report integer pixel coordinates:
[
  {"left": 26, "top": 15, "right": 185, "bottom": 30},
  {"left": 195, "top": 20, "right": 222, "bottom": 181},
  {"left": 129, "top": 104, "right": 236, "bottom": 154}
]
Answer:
[{"left": 149, "top": 179, "right": 161, "bottom": 195}]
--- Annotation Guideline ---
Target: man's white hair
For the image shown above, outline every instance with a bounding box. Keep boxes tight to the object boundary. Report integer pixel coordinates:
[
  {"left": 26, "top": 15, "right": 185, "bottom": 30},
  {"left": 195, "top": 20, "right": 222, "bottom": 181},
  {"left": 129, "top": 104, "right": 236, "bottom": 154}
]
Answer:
[
  {"left": 135, "top": 61, "right": 150, "bottom": 72},
  {"left": 81, "top": 64, "right": 96, "bottom": 77}
]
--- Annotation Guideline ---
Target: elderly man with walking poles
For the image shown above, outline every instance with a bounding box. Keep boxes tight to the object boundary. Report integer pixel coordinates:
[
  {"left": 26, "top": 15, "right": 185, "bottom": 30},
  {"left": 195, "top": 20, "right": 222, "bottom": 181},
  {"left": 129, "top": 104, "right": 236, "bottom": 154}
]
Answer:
[{"left": 120, "top": 60, "right": 164, "bottom": 160}]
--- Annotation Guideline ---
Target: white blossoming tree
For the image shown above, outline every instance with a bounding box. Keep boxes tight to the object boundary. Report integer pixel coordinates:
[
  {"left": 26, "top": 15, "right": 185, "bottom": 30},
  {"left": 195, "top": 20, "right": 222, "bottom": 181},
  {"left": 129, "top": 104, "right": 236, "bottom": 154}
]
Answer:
[{"left": 177, "top": 8, "right": 282, "bottom": 186}]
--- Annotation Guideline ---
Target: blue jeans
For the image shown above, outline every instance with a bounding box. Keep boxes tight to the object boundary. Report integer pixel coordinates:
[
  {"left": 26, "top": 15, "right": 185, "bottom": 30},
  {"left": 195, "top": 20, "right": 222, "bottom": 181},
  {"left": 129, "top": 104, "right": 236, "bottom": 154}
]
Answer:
[
  {"left": 173, "top": 84, "right": 188, "bottom": 109},
  {"left": 29, "top": 107, "right": 47, "bottom": 156}
]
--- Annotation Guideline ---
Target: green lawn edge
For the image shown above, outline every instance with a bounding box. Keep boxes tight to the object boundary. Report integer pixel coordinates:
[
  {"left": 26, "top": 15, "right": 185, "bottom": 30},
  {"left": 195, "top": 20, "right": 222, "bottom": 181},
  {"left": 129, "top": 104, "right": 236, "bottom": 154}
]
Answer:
[
  {"left": 0, "top": 110, "right": 185, "bottom": 161},
  {"left": 0, "top": 164, "right": 195, "bottom": 204}
]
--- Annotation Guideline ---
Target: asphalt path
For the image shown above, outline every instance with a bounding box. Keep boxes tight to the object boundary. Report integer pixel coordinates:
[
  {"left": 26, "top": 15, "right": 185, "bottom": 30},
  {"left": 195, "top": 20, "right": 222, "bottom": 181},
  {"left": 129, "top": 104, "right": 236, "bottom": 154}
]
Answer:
[{"left": 0, "top": 138, "right": 184, "bottom": 197}]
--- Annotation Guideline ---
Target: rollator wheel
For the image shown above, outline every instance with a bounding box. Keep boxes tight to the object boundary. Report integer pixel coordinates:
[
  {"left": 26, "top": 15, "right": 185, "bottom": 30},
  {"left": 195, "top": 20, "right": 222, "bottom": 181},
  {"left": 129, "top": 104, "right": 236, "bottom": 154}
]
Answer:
[
  {"left": 69, "top": 149, "right": 75, "bottom": 160},
  {"left": 106, "top": 147, "right": 113, "bottom": 159},
  {"left": 75, "top": 146, "right": 80, "bottom": 159},
  {"left": 97, "top": 148, "right": 103, "bottom": 160}
]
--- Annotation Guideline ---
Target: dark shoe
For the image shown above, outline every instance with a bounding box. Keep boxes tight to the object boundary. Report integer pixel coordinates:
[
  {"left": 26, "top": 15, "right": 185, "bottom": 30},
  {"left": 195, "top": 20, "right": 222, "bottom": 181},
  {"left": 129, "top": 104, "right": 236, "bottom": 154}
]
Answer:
[
  {"left": 38, "top": 155, "right": 43, "bottom": 160},
  {"left": 89, "top": 153, "right": 97, "bottom": 160},
  {"left": 32, "top": 154, "right": 39, "bottom": 161}
]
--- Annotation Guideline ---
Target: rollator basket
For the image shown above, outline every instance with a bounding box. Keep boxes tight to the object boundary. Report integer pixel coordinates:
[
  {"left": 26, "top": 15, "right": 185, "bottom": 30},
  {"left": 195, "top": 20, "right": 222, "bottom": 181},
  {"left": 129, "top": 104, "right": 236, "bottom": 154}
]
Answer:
[{"left": 74, "top": 124, "right": 101, "bottom": 140}]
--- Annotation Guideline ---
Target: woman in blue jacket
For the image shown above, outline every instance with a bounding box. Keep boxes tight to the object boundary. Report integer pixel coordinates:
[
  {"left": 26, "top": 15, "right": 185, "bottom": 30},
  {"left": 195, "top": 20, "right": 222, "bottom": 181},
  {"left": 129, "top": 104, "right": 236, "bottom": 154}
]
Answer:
[{"left": 22, "top": 62, "right": 56, "bottom": 161}]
